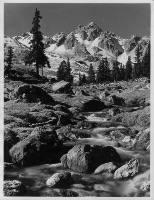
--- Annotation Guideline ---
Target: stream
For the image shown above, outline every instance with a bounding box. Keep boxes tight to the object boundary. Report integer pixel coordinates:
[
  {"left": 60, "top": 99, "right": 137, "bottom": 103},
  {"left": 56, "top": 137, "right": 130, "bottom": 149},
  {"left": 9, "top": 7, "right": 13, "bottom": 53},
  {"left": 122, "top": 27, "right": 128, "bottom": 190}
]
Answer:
[{"left": 4, "top": 113, "right": 150, "bottom": 197}]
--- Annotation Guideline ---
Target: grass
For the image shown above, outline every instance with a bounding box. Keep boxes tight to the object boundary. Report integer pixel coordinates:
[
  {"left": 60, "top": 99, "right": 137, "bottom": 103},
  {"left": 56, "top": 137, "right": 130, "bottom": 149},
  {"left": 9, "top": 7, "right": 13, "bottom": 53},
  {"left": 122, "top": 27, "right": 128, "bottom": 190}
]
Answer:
[
  {"left": 4, "top": 101, "right": 56, "bottom": 129},
  {"left": 112, "top": 106, "right": 150, "bottom": 129}
]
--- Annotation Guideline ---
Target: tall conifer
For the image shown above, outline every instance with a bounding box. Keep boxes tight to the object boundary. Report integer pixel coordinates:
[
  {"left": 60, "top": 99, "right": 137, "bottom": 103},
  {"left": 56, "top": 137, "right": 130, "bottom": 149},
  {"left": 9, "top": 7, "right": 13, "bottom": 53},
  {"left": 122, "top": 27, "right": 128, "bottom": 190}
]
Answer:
[
  {"left": 29, "top": 8, "right": 49, "bottom": 76},
  {"left": 142, "top": 42, "right": 150, "bottom": 78},
  {"left": 5, "top": 47, "right": 14, "bottom": 77},
  {"left": 125, "top": 56, "right": 132, "bottom": 81},
  {"left": 88, "top": 63, "right": 95, "bottom": 83}
]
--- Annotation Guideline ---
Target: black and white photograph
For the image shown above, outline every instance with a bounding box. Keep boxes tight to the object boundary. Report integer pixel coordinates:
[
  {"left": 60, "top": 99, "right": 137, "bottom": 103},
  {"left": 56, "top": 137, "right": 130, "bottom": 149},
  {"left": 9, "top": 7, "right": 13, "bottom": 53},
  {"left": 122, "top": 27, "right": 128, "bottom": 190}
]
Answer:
[{"left": 2, "top": 1, "right": 152, "bottom": 197}]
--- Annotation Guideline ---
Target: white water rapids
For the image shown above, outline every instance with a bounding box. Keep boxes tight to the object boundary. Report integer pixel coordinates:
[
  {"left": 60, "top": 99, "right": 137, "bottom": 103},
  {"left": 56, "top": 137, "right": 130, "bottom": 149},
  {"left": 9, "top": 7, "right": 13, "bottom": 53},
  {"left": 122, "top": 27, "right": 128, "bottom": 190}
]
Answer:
[{"left": 5, "top": 115, "right": 150, "bottom": 197}]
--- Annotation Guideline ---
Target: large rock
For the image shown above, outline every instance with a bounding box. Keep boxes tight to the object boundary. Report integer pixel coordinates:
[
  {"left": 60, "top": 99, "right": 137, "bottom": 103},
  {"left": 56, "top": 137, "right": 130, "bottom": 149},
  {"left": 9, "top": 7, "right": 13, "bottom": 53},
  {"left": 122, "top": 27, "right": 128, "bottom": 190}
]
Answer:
[
  {"left": 114, "top": 158, "right": 139, "bottom": 179},
  {"left": 140, "top": 181, "right": 150, "bottom": 191},
  {"left": 4, "top": 162, "right": 17, "bottom": 170},
  {"left": 10, "top": 84, "right": 54, "bottom": 104},
  {"left": 54, "top": 111, "right": 72, "bottom": 126},
  {"left": 4, "top": 128, "right": 19, "bottom": 162},
  {"left": 52, "top": 81, "right": 73, "bottom": 94},
  {"left": 108, "top": 95, "right": 125, "bottom": 106},
  {"left": 4, "top": 180, "right": 26, "bottom": 196},
  {"left": 81, "top": 99, "right": 106, "bottom": 112},
  {"left": 58, "top": 190, "right": 79, "bottom": 197},
  {"left": 46, "top": 171, "right": 74, "bottom": 188},
  {"left": 133, "top": 128, "right": 150, "bottom": 151},
  {"left": 99, "top": 91, "right": 110, "bottom": 100},
  {"left": 94, "top": 162, "right": 117, "bottom": 174},
  {"left": 61, "top": 144, "right": 121, "bottom": 173},
  {"left": 108, "top": 108, "right": 120, "bottom": 116},
  {"left": 56, "top": 125, "right": 74, "bottom": 141},
  {"left": 9, "top": 127, "right": 62, "bottom": 166}
]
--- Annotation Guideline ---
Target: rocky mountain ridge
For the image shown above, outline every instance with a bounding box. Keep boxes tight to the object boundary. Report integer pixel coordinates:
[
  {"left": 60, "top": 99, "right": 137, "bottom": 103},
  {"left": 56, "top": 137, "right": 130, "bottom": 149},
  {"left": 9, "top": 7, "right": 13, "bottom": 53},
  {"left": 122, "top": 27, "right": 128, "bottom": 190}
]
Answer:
[{"left": 4, "top": 22, "right": 150, "bottom": 75}]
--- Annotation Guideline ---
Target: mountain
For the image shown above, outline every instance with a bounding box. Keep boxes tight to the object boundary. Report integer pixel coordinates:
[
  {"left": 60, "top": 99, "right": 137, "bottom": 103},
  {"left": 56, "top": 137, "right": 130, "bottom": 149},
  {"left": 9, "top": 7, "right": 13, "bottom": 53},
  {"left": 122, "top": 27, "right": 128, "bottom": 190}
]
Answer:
[{"left": 4, "top": 22, "right": 150, "bottom": 76}]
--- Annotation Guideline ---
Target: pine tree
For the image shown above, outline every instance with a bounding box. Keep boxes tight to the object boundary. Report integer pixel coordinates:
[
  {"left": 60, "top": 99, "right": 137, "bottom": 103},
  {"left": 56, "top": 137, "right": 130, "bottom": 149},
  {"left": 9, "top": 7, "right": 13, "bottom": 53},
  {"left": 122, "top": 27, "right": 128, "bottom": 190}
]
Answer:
[
  {"left": 112, "top": 60, "right": 120, "bottom": 82},
  {"left": 142, "top": 42, "right": 150, "bottom": 78},
  {"left": 82, "top": 74, "right": 87, "bottom": 84},
  {"left": 29, "top": 8, "right": 49, "bottom": 76},
  {"left": 57, "top": 59, "right": 73, "bottom": 83},
  {"left": 96, "top": 59, "right": 105, "bottom": 84},
  {"left": 78, "top": 72, "right": 82, "bottom": 86},
  {"left": 23, "top": 50, "right": 32, "bottom": 66},
  {"left": 57, "top": 60, "right": 67, "bottom": 81},
  {"left": 88, "top": 63, "right": 95, "bottom": 83},
  {"left": 5, "top": 47, "right": 14, "bottom": 77},
  {"left": 132, "top": 65, "right": 136, "bottom": 81},
  {"left": 125, "top": 56, "right": 132, "bottom": 81},
  {"left": 104, "top": 57, "right": 110, "bottom": 82},
  {"left": 65, "top": 58, "right": 73, "bottom": 83},
  {"left": 134, "top": 45, "right": 141, "bottom": 78},
  {"left": 119, "top": 64, "right": 125, "bottom": 81}
]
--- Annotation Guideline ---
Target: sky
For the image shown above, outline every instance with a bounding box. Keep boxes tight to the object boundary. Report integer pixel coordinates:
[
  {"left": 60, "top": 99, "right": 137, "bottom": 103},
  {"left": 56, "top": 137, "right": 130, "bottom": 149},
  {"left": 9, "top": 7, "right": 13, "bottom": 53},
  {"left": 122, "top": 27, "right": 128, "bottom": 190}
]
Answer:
[{"left": 4, "top": 3, "right": 150, "bottom": 38}]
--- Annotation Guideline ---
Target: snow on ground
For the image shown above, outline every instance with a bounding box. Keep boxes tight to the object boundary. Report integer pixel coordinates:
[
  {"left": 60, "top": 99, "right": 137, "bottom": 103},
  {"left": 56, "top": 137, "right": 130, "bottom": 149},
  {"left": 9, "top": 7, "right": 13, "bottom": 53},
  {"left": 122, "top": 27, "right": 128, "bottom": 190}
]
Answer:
[
  {"left": 75, "top": 33, "right": 84, "bottom": 43},
  {"left": 17, "top": 38, "right": 31, "bottom": 47},
  {"left": 46, "top": 44, "right": 57, "bottom": 52},
  {"left": 86, "top": 38, "right": 100, "bottom": 55},
  {"left": 118, "top": 51, "right": 129, "bottom": 65},
  {"left": 46, "top": 43, "right": 74, "bottom": 58},
  {"left": 117, "top": 48, "right": 136, "bottom": 65}
]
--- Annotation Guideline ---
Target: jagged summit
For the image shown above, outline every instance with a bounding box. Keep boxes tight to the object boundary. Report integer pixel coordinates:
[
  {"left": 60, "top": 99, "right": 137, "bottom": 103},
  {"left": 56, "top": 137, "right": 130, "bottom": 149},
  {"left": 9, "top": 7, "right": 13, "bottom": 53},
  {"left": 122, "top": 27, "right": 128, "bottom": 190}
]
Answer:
[
  {"left": 86, "top": 21, "right": 98, "bottom": 28},
  {"left": 21, "top": 32, "right": 32, "bottom": 37},
  {"left": 4, "top": 21, "right": 150, "bottom": 72}
]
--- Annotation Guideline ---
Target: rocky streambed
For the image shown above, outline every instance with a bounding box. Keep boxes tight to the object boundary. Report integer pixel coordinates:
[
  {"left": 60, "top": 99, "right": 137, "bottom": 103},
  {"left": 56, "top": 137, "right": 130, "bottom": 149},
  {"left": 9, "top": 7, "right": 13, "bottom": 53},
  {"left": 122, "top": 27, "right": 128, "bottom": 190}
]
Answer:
[
  {"left": 4, "top": 132, "right": 150, "bottom": 197},
  {"left": 4, "top": 81, "right": 150, "bottom": 197}
]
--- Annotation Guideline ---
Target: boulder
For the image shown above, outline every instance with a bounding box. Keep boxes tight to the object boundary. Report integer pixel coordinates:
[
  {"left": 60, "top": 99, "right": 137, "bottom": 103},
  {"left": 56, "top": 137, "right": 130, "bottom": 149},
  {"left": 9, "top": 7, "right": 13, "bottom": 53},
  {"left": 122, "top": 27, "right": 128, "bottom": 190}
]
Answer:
[
  {"left": 4, "top": 162, "right": 17, "bottom": 170},
  {"left": 54, "top": 111, "right": 72, "bottom": 126},
  {"left": 99, "top": 91, "right": 110, "bottom": 100},
  {"left": 4, "top": 180, "right": 26, "bottom": 196},
  {"left": 94, "top": 162, "right": 117, "bottom": 174},
  {"left": 69, "top": 106, "right": 80, "bottom": 115},
  {"left": 114, "top": 158, "right": 139, "bottom": 179},
  {"left": 52, "top": 80, "right": 73, "bottom": 94},
  {"left": 4, "top": 128, "right": 19, "bottom": 162},
  {"left": 10, "top": 84, "right": 54, "bottom": 104},
  {"left": 58, "top": 189, "right": 79, "bottom": 197},
  {"left": 140, "top": 181, "right": 150, "bottom": 191},
  {"left": 133, "top": 128, "right": 150, "bottom": 151},
  {"left": 56, "top": 125, "right": 73, "bottom": 141},
  {"left": 81, "top": 99, "right": 106, "bottom": 112},
  {"left": 108, "top": 108, "right": 120, "bottom": 116},
  {"left": 46, "top": 171, "right": 74, "bottom": 188},
  {"left": 61, "top": 154, "right": 68, "bottom": 168},
  {"left": 61, "top": 144, "right": 121, "bottom": 173},
  {"left": 9, "top": 127, "right": 62, "bottom": 166},
  {"left": 109, "top": 95, "right": 125, "bottom": 106}
]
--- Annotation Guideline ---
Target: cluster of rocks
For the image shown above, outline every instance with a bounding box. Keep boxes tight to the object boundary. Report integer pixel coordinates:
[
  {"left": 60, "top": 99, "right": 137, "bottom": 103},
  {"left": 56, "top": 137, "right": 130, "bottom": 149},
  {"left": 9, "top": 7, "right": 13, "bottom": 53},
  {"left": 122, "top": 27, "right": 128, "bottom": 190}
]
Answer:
[
  {"left": 4, "top": 180, "right": 26, "bottom": 196},
  {"left": 61, "top": 144, "right": 121, "bottom": 173},
  {"left": 4, "top": 81, "right": 150, "bottom": 196},
  {"left": 10, "top": 84, "right": 55, "bottom": 104}
]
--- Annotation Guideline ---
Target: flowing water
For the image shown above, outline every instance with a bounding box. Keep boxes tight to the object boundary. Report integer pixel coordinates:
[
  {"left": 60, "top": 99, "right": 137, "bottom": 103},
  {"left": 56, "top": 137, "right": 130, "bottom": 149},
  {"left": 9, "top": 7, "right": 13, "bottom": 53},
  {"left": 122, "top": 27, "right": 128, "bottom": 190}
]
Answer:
[{"left": 5, "top": 114, "right": 150, "bottom": 197}]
